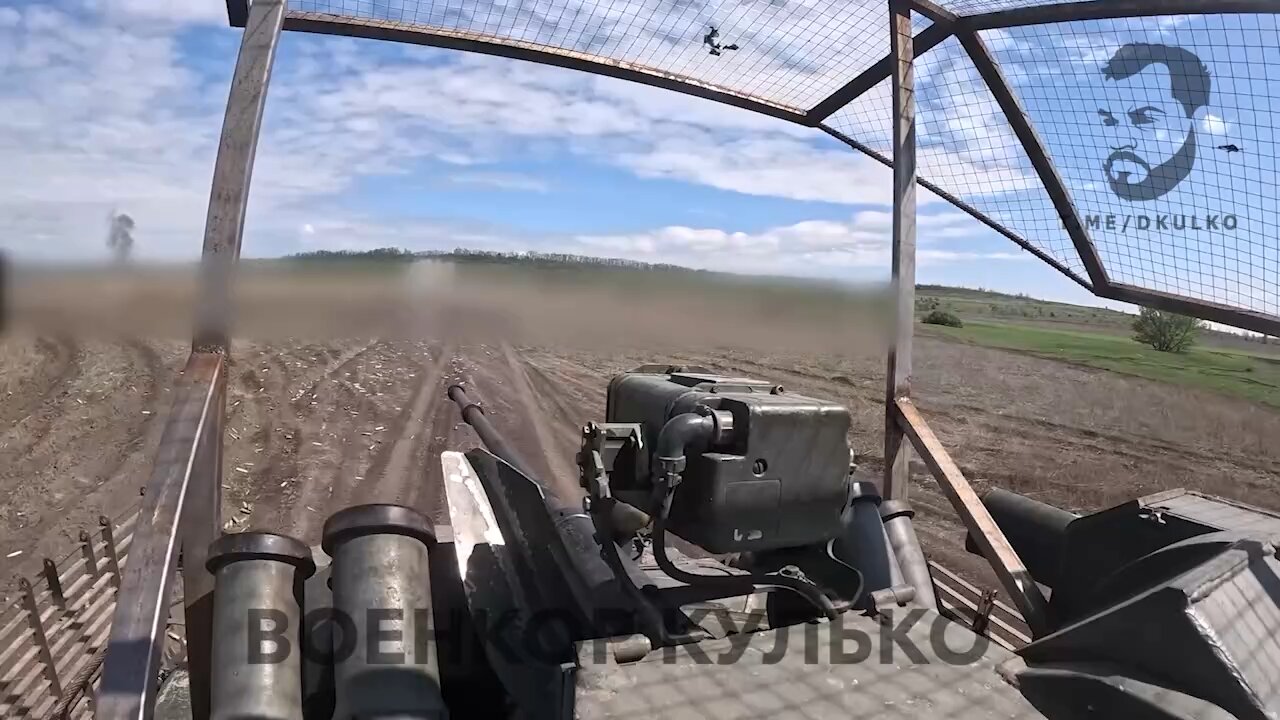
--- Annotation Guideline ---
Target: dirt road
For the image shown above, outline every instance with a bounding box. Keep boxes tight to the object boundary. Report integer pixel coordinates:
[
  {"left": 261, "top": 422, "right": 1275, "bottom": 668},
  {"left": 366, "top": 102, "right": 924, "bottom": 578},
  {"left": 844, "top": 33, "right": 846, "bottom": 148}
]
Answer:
[{"left": 3, "top": 332, "right": 1279, "bottom": 597}]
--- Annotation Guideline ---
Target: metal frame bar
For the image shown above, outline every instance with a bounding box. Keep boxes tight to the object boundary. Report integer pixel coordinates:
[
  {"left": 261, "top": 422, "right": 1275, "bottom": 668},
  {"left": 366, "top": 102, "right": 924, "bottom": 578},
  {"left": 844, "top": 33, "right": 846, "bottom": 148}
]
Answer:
[
  {"left": 181, "top": 374, "right": 224, "bottom": 720},
  {"left": 880, "top": 0, "right": 1065, "bottom": 637},
  {"left": 81, "top": 530, "right": 100, "bottom": 581},
  {"left": 819, "top": 125, "right": 1093, "bottom": 290},
  {"left": 958, "top": 29, "right": 1109, "bottom": 289},
  {"left": 894, "top": 399, "right": 1050, "bottom": 637},
  {"left": 909, "top": 0, "right": 958, "bottom": 25},
  {"left": 194, "top": 0, "right": 287, "bottom": 354},
  {"left": 98, "top": 3, "right": 285, "bottom": 718},
  {"left": 271, "top": 10, "right": 811, "bottom": 126},
  {"left": 964, "top": 0, "right": 1280, "bottom": 30},
  {"left": 101, "top": 517, "right": 123, "bottom": 589},
  {"left": 884, "top": 0, "right": 916, "bottom": 503},
  {"left": 1099, "top": 282, "right": 1280, "bottom": 337},
  {"left": 808, "top": 22, "right": 953, "bottom": 123},
  {"left": 184, "top": 1, "right": 286, "bottom": 704},
  {"left": 95, "top": 353, "right": 224, "bottom": 720},
  {"left": 19, "top": 577, "right": 62, "bottom": 699}
]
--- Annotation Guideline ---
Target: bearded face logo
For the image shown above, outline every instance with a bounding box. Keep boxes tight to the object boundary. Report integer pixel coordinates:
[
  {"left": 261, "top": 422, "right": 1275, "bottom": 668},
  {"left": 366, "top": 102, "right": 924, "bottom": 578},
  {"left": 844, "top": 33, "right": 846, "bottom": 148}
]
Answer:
[{"left": 1098, "top": 43, "right": 1210, "bottom": 202}]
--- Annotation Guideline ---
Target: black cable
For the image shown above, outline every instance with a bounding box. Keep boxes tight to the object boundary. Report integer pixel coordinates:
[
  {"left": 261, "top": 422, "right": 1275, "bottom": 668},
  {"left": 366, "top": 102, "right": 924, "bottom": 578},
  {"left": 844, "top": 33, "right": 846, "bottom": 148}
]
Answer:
[
  {"left": 587, "top": 496, "right": 674, "bottom": 646},
  {"left": 651, "top": 482, "right": 841, "bottom": 621}
]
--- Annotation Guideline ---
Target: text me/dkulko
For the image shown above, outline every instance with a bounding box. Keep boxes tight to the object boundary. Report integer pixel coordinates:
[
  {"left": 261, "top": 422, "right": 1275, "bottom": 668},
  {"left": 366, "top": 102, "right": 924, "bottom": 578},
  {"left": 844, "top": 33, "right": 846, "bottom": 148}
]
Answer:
[{"left": 1086, "top": 214, "right": 1239, "bottom": 233}]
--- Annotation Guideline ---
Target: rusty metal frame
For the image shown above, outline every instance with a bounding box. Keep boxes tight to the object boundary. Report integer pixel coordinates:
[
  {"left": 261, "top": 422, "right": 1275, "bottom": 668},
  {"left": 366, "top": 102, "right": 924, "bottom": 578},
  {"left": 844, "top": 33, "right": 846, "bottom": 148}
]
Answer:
[
  {"left": 909, "top": 0, "right": 958, "bottom": 25},
  {"left": 19, "top": 577, "right": 63, "bottom": 700},
  {"left": 240, "top": 6, "right": 811, "bottom": 126},
  {"left": 807, "top": 21, "right": 954, "bottom": 123},
  {"left": 884, "top": 0, "right": 917, "bottom": 504},
  {"left": 97, "top": 2, "right": 285, "bottom": 719},
  {"left": 1099, "top": 283, "right": 1280, "bottom": 335},
  {"left": 895, "top": 398, "right": 1051, "bottom": 636},
  {"left": 882, "top": 0, "right": 1052, "bottom": 638},
  {"left": 195, "top": 0, "right": 287, "bottom": 354},
  {"left": 96, "top": 353, "right": 225, "bottom": 719},
  {"left": 818, "top": 125, "right": 1093, "bottom": 290}
]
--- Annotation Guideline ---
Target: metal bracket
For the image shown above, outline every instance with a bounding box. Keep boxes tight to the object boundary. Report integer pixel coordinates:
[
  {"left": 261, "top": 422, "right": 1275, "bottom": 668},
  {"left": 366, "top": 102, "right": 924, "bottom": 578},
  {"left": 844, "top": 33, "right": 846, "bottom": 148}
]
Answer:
[
  {"left": 894, "top": 398, "right": 1050, "bottom": 637},
  {"left": 973, "top": 588, "right": 998, "bottom": 635},
  {"left": 100, "top": 517, "right": 123, "bottom": 589},
  {"left": 19, "top": 577, "right": 63, "bottom": 699},
  {"left": 43, "top": 558, "right": 66, "bottom": 611},
  {"left": 908, "top": 0, "right": 958, "bottom": 24}
]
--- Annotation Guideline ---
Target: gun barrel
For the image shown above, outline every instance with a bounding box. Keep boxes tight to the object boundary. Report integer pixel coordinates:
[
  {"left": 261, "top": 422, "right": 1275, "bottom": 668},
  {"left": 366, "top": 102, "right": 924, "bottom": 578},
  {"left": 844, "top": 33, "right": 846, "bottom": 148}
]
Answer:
[
  {"left": 446, "top": 383, "right": 653, "bottom": 625},
  {"left": 447, "top": 384, "right": 545, "bottom": 488},
  {"left": 965, "top": 488, "right": 1077, "bottom": 588}
]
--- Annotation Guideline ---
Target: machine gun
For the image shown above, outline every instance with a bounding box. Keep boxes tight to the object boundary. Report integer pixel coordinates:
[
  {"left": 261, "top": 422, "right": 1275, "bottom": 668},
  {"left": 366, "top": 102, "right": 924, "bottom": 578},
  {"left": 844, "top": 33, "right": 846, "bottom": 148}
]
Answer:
[{"left": 177, "top": 366, "right": 1280, "bottom": 720}]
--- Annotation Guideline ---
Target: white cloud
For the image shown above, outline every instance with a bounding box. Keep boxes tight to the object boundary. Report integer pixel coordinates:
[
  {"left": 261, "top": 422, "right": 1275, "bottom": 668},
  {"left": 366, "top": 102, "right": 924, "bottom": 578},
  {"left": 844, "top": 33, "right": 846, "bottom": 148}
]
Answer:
[
  {"left": 617, "top": 134, "right": 916, "bottom": 206},
  {"left": 1158, "top": 15, "right": 1193, "bottom": 31},
  {"left": 1200, "top": 113, "right": 1230, "bottom": 135},
  {"left": 275, "top": 49, "right": 892, "bottom": 206},
  {"left": 570, "top": 212, "right": 1028, "bottom": 276},
  {"left": 447, "top": 172, "right": 550, "bottom": 193},
  {"left": 82, "top": 0, "right": 226, "bottom": 25},
  {"left": 0, "top": 0, "right": 1006, "bottom": 267},
  {"left": 0, "top": 2, "right": 931, "bottom": 265},
  {"left": 265, "top": 207, "right": 1024, "bottom": 279},
  {"left": 0, "top": 5, "right": 226, "bottom": 260}
]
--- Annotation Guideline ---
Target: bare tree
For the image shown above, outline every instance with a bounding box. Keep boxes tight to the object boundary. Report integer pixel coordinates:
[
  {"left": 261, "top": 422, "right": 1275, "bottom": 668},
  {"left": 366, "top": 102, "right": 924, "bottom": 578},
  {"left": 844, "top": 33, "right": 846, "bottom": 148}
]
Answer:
[{"left": 107, "top": 211, "right": 135, "bottom": 264}]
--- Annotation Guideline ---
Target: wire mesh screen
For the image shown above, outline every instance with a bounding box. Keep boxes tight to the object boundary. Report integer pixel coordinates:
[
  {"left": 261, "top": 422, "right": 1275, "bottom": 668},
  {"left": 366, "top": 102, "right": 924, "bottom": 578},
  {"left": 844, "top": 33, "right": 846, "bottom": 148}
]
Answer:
[
  {"left": 289, "top": 0, "right": 929, "bottom": 110},
  {"left": 825, "top": 36, "right": 1089, "bottom": 280},
  {"left": 983, "top": 16, "right": 1280, "bottom": 316},
  {"left": 272, "top": 2, "right": 1280, "bottom": 327},
  {"left": 938, "top": 0, "right": 1080, "bottom": 15}
]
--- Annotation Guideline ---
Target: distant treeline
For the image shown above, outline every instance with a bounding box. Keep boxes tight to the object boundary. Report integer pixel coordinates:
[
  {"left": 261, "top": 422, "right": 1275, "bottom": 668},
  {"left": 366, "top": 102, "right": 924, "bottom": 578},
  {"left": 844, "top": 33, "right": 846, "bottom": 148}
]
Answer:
[
  {"left": 288, "top": 247, "right": 699, "bottom": 273},
  {"left": 289, "top": 247, "right": 417, "bottom": 261}
]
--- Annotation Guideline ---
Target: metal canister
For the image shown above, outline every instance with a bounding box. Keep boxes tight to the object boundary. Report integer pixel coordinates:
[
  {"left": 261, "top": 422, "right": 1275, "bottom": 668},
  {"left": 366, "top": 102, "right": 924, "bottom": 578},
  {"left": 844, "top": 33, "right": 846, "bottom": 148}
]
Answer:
[
  {"left": 208, "top": 531, "right": 315, "bottom": 720},
  {"left": 323, "top": 504, "right": 446, "bottom": 719},
  {"left": 832, "top": 481, "right": 904, "bottom": 608}
]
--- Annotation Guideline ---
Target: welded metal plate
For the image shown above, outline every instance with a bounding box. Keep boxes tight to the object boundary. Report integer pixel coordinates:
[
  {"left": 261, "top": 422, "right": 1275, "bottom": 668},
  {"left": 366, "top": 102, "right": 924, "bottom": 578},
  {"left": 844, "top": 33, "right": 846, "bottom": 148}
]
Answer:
[
  {"left": 1146, "top": 489, "right": 1280, "bottom": 538},
  {"left": 574, "top": 609, "right": 1040, "bottom": 719}
]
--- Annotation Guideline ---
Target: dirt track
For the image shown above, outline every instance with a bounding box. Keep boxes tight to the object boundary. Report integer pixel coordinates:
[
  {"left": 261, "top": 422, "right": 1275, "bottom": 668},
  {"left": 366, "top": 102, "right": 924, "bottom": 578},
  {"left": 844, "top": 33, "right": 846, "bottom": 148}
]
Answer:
[
  {"left": 3, "top": 329, "right": 1280, "bottom": 597},
  {"left": 0, "top": 336, "right": 621, "bottom": 594}
]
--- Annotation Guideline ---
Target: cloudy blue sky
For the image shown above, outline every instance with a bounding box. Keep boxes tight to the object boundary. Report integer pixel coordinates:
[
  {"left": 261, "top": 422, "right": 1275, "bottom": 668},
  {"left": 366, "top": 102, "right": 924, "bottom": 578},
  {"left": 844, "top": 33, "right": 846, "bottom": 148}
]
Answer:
[{"left": 1, "top": 0, "right": 1274, "bottom": 313}]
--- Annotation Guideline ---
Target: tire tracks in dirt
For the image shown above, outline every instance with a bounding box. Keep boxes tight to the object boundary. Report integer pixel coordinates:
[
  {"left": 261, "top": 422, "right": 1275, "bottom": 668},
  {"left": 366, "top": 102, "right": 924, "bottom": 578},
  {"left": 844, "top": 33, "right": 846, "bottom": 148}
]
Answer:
[
  {"left": 0, "top": 336, "right": 84, "bottom": 467},
  {"left": 85, "top": 339, "right": 163, "bottom": 492},
  {"left": 520, "top": 351, "right": 604, "bottom": 414},
  {"left": 0, "top": 336, "right": 170, "bottom": 588},
  {"left": 518, "top": 356, "right": 596, "bottom": 455},
  {"left": 238, "top": 341, "right": 384, "bottom": 539},
  {"left": 338, "top": 342, "right": 455, "bottom": 514},
  {"left": 496, "top": 343, "right": 580, "bottom": 500}
]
